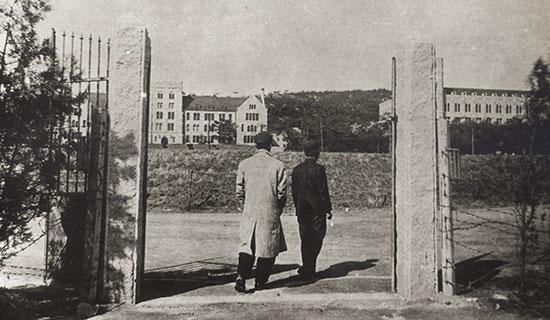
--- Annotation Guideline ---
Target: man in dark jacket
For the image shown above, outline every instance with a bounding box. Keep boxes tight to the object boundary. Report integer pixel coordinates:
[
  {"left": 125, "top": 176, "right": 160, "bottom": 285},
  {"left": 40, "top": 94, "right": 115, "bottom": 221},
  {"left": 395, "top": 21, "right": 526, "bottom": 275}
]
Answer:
[{"left": 291, "top": 140, "right": 332, "bottom": 280}]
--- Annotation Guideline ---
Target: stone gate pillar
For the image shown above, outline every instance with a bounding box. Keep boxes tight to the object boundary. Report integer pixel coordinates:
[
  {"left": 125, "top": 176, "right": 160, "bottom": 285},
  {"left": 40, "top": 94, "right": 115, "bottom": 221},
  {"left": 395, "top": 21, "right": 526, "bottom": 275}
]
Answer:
[
  {"left": 100, "top": 26, "right": 151, "bottom": 303},
  {"left": 394, "top": 43, "right": 441, "bottom": 299}
]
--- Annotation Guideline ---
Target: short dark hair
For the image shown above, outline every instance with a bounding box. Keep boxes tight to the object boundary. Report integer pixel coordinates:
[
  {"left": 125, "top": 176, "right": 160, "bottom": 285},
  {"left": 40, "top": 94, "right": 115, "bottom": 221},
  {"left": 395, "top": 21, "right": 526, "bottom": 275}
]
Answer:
[
  {"left": 254, "top": 132, "right": 272, "bottom": 150},
  {"left": 303, "top": 140, "right": 320, "bottom": 157}
]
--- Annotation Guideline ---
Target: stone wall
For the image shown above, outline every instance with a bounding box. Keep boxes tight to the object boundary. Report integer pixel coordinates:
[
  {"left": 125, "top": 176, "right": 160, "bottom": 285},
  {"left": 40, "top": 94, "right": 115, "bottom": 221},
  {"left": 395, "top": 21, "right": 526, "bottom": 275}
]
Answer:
[
  {"left": 101, "top": 26, "right": 151, "bottom": 303},
  {"left": 394, "top": 43, "right": 438, "bottom": 299}
]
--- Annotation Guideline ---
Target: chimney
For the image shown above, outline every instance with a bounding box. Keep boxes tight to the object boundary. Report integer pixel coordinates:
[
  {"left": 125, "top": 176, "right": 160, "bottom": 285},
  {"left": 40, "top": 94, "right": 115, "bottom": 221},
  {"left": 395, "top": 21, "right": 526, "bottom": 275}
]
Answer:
[{"left": 260, "top": 88, "right": 266, "bottom": 108}]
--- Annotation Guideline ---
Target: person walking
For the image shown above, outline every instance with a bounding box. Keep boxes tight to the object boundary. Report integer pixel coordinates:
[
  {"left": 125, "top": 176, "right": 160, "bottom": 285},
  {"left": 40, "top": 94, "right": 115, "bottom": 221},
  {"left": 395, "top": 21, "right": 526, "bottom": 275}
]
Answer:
[
  {"left": 235, "top": 132, "right": 287, "bottom": 292},
  {"left": 291, "top": 140, "right": 332, "bottom": 280}
]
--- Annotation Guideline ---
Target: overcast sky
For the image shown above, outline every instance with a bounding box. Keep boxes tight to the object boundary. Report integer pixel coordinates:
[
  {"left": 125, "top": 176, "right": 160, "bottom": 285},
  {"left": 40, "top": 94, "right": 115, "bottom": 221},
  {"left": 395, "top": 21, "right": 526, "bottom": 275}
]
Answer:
[{"left": 39, "top": 0, "right": 550, "bottom": 95}]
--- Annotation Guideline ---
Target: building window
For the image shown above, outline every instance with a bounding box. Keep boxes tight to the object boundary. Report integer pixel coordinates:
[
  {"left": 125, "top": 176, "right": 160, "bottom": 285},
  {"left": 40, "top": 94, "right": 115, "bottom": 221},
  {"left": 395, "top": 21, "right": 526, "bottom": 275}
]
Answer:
[
  {"left": 169, "top": 102, "right": 174, "bottom": 109},
  {"left": 204, "top": 124, "right": 208, "bottom": 131},
  {"left": 228, "top": 114, "right": 232, "bottom": 121},
  {"left": 445, "top": 103, "right": 450, "bottom": 112},
  {"left": 156, "top": 111, "right": 163, "bottom": 119},
  {"left": 186, "top": 124, "right": 190, "bottom": 131},
  {"left": 157, "top": 102, "right": 162, "bottom": 108},
  {"left": 186, "top": 113, "right": 190, "bottom": 120},
  {"left": 186, "top": 136, "right": 190, "bottom": 143},
  {"left": 168, "top": 112, "right": 175, "bottom": 120},
  {"left": 219, "top": 113, "right": 225, "bottom": 121},
  {"left": 496, "top": 104, "right": 502, "bottom": 113},
  {"left": 465, "top": 103, "right": 471, "bottom": 113},
  {"left": 241, "top": 124, "right": 244, "bottom": 131},
  {"left": 171, "top": 136, "right": 175, "bottom": 143},
  {"left": 155, "top": 123, "right": 162, "bottom": 131},
  {"left": 495, "top": 118, "right": 502, "bottom": 124},
  {"left": 169, "top": 92, "right": 175, "bottom": 100},
  {"left": 516, "top": 105, "right": 522, "bottom": 114},
  {"left": 475, "top": 104, "right": 481, "bottom": 113},
  {"left": 168, "top": 123, "right": 174, "bottom": 131},
  {"left": 204, "top": 113, "right": 214, "bottom": 121},
  {"left": 157, "top": 92, "right": 163, "bottom": 99},
  {"left": 454, "top": 103, "right": 460, "bottom": 112},
  {"left": 82, "top": 120, "right": 87, "bottom": 127},
  {"left": 249, "top": 104, "right": 256, "bottom": 110},
  {"left": 485, "top": 104, "right": 492, "bottom": 113},
  {"left": 245, "top": 113, "right": 259, "bottom": 121},
  {"left": 193, "top": 113, "right": 200, "bottom": 120}
]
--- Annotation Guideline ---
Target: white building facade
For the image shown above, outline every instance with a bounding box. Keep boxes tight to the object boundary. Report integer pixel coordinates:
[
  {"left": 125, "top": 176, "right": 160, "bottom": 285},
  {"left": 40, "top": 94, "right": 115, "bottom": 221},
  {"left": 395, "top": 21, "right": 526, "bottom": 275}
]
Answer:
[
  {"left": 184, "top": 95, "right": 267, "bottom": 145},
  {"left": 379, "top": 87, "right": 529, "bottom": 124},
  {"left": 149, "top": 82, "right": 184, "bottom": 145}
]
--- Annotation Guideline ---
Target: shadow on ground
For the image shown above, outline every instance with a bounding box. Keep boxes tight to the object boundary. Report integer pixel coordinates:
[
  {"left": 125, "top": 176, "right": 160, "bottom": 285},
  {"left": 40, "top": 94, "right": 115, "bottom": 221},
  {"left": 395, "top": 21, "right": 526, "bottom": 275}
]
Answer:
[
  {"left": 446, "top": 253, "right": 506, "bottom": 293},
  {"left": 142, "top": 257, "right": 299, "bottom": 301},
  {"left": 268, "top": 259, "right": 379, "bottom": 289}
]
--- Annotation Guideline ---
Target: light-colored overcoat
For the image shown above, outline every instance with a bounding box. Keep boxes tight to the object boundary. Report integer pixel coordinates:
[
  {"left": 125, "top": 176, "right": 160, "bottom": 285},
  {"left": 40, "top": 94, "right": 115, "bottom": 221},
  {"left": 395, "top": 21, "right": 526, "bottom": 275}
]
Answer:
[{"left": 236, "top": 149, "right": 287, "bottom": 258}]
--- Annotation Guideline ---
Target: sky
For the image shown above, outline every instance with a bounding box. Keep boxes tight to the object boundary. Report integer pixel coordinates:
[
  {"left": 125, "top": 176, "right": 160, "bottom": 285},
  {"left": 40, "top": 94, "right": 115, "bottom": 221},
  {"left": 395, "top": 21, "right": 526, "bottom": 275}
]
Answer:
[{"left": 38, "top": 0, "right": 550, "bottom": 95}]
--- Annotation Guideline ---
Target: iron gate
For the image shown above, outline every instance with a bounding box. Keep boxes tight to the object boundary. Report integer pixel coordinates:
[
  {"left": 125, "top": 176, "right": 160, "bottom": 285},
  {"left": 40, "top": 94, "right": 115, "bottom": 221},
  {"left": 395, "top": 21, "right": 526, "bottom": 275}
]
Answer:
[{"left": 45, "top": 29, "right": 110, "bottom": 299}]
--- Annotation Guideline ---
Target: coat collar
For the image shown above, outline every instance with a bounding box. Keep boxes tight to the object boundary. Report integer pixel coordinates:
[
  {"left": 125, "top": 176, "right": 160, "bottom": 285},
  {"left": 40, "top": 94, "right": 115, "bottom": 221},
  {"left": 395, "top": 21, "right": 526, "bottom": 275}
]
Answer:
[{"left": 255, "top": 149, "right": 272, "bottom": 157}]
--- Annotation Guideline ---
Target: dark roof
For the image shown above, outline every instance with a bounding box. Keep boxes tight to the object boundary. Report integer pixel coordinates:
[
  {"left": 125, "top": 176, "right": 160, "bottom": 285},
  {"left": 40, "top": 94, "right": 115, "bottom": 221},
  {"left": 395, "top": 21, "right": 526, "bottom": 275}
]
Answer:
[
  {"left": 444, "top": 87, "right": 529, "bottom": 97},
  {"left": 183, "top": 95, "right": 248, "bottom": 112}
]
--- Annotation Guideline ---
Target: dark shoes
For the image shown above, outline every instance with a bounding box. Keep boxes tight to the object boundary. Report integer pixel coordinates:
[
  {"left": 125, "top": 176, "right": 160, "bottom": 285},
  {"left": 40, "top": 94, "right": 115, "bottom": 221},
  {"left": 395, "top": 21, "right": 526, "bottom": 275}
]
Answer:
[
  {"left": 254, "top": 282, "right": 268, "bottom": 291},
  {"left": 235, "top": 277, "right": 246, "bottom": 293},
  {"left": 297, "top": 266, "right": 319, "bottom": 281}
]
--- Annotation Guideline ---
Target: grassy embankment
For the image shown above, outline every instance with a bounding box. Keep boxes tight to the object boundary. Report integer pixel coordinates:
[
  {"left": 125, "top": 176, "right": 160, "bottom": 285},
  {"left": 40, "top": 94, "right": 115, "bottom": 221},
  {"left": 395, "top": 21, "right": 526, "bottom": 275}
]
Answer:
[{"left": 148, "top": 147, "right": 550, "bottom": 213}]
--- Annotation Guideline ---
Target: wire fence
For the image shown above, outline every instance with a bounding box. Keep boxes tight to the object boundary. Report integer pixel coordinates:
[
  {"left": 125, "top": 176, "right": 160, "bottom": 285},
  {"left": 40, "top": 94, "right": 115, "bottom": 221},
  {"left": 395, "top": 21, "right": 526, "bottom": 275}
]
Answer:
[{"left": 446, "top": 154, "right": 550, "bottom": 296}]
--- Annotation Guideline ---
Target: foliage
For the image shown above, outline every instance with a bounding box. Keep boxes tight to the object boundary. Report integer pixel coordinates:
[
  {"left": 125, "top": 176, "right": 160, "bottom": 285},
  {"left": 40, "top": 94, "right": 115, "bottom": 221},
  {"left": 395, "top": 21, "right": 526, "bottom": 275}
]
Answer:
[
  {"left": 147, "top": 148, "right": 391, "bottom": 212},
  {"left": 212, "top": 119, "right": 236, "bottom": 144},
  {"left": 0, "top": 0, "right": 78, "bottom": 264},
  {"left": 449, "top": 118, "right": 550, "bottom": 155},
  {"left": 266, "top": 89, "right": 391, "bottom": 152}
]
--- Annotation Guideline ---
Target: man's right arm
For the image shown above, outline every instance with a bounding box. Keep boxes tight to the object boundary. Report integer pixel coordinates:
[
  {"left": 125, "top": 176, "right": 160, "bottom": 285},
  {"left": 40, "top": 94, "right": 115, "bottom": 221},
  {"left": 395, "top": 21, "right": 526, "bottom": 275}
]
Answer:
[{"left": 236, "top": 162, "right": 245, "bottom": 208}]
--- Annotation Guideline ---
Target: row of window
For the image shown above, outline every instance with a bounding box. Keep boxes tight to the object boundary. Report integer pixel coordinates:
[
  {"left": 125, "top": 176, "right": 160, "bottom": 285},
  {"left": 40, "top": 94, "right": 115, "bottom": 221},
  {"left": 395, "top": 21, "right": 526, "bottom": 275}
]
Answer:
[
  {"left": 152, "top": 135, "right": 177, "bottom": 143},
  {"left": 249, "top": 104, "right": 256, "bottom": 110},
  {"left": 245, "top": 113, "right": 259, "bottom": 121},
  {"left": 449, "top": 91, "right": 525, "bottom": 98},
  {"left": 186, "top": 112, "right": 234, "bottom": 122},
  {"left": 187, "top": 135, "right": 215, "bottom": 143},
  {"left": 156, "top": 111, "right": 176, "bottom": 119},
  {"left": 157, "top": 102, "right": 175, "bottom": 109},
  {"left": 243, "top": 124, "right": 258, "bottom": 132},
  {"left": 243, "top": 135, "right": 256, "bottom": 143},
  {"left": 153, "top": 123, "right": 176, "bottom": 131},
  {"left": 186, "top": 124, "right": 215, "bottom": 132},
  {"left": 157, "top": 92, "right": 176, "bottom": 100},
  {"left": 446, "top": 103, "right": 522, "bottom": 114}
]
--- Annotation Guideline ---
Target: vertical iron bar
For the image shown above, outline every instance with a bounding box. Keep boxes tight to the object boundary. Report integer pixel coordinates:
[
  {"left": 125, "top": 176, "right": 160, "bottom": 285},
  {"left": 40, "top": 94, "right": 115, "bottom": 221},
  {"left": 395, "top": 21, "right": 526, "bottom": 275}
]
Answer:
[
  {"left": 85, "top": 35, "right": 92, "bottom": 187},
  {"left": 61, "top": 31, "right": 71, "bottom": 193},
  {"left": 70, "top": 33, "right": 77, "bottom": 192},
  {"left": 391, "top": 57, "right": 397, "bottom": 292},
  {"left": 76, "top": 35, "right": 84, "bottom": 191}
]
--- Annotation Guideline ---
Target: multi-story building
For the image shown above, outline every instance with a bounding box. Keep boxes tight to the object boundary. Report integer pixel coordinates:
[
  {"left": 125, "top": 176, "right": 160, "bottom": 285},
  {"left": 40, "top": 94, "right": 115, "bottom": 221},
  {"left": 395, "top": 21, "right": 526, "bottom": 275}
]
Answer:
[
  {"left": 183, "top": 95, "right": 267, "bottom": 145},
  {"left": 149, "top": 82, "right": 184, "bottom": 145},
  {"left": 379, "top": 87, "right": 529, "bottom": 124}
]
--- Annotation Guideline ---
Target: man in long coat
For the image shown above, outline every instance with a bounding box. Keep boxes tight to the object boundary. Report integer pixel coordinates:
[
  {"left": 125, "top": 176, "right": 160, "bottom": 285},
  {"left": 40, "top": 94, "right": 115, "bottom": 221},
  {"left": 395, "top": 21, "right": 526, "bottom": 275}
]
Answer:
[
  {"left": 291, "top": 140, "right": 332, "bottom": 280},
  {"left": 235, "top": 132, "right": 287, "bottom": 292}
]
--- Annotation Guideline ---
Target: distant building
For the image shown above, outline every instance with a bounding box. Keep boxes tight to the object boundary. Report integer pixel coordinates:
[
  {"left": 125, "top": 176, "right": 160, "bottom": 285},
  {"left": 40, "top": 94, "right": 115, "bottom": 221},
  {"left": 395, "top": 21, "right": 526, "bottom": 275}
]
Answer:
[
  {"left": 149, "top": 82, "right": 184, "bottom": 145},
  {"left": 183, "top": 95, "right": 267, "bottom": 145},
  {"left": 379, "top": 87, "right": 529, "bottom": 124}
]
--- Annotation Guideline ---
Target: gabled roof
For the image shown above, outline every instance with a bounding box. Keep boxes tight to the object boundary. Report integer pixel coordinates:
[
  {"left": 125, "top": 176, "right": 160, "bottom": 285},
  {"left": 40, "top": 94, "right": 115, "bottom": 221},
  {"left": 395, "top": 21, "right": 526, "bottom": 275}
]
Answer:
[{"left": 184, "top": 95, "right": 248, "bottom": 112}]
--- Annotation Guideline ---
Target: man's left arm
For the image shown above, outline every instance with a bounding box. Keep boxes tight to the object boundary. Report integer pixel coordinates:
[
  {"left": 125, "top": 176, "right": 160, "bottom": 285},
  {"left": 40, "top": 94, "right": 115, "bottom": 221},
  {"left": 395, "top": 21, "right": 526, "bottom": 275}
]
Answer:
[
  {"left": 319, "top": 166, "right": 332, "bottom": 217},
  {"left": 277, "top": 166, "right": 287, "bottom": 213}
]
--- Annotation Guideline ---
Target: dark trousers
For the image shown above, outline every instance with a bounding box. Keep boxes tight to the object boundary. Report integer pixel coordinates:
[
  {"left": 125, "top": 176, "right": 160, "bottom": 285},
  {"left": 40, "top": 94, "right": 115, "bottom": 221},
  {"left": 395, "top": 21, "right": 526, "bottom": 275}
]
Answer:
[
  {"left": 237, "top": 231, "right": 275, "bottom": 285},
  {"left": 298, "top": 214, "right": 326, "bottom": 274},
  {"left": 237, "top": 253, "right": 275, "bottom": 285}
]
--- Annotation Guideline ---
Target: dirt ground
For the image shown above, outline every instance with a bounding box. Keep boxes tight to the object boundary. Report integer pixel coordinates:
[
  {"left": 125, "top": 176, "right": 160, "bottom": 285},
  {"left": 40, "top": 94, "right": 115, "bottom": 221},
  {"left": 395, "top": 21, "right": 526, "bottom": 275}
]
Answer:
[
  {"left": 89, "top": 208, "right": 527, "bottom": 320},
  {"left": 1, "top": 208, "right": 539, "bottom": 319}
]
